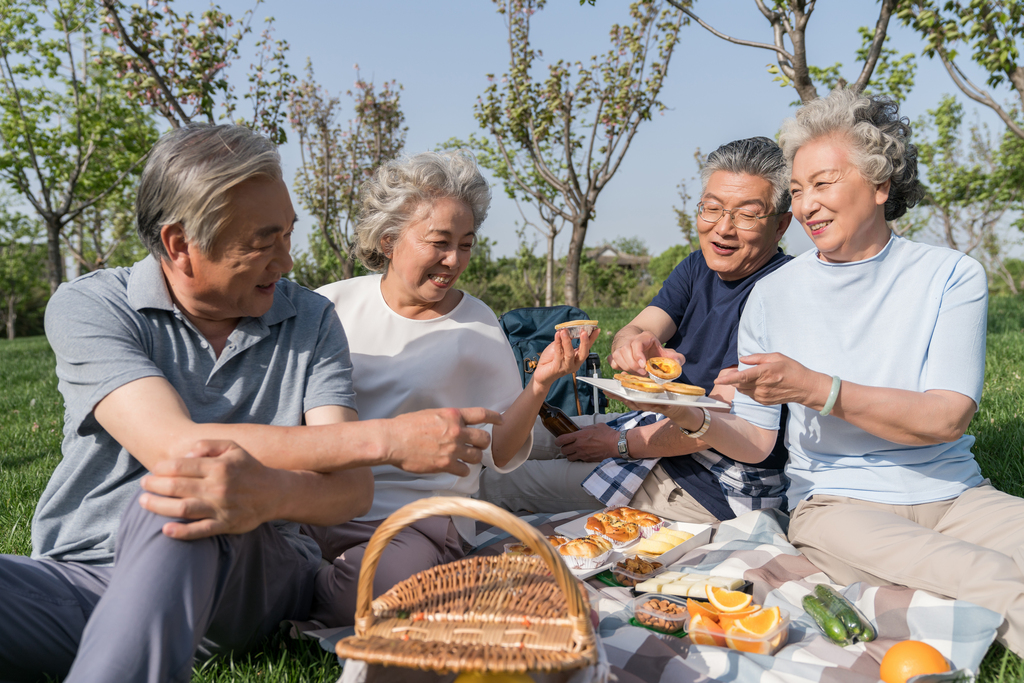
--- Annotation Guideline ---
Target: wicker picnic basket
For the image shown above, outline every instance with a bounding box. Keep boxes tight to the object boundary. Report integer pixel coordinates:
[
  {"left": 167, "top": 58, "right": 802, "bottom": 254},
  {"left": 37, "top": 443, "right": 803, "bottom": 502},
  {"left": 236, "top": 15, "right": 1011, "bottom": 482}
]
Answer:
[{"left": 334, "top": 497, "right": 599, "bottom": 675}]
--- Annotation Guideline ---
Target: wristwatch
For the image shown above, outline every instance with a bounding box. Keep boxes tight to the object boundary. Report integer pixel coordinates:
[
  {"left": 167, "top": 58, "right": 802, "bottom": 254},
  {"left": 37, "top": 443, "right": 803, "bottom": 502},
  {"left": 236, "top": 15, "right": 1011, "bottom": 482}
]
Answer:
[
  {"left": 617, "top": 429, "right": 632, "bottom": 459},
  {"left": 678, "top": 408, "right": 712, "bottom": 439}
]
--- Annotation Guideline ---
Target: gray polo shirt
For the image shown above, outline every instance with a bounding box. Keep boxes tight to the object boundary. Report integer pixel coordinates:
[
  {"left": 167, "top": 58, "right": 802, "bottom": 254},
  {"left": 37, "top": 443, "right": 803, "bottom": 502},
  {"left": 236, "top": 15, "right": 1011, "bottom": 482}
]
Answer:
[{"left": 34, "top": 255, "right": 356, "bottom": 565}]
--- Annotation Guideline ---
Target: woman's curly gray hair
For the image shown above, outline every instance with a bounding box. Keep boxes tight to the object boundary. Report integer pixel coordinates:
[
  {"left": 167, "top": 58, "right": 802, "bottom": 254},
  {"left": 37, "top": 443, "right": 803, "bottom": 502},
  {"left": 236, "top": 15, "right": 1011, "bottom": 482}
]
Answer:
[
  {"left": 354, "top": 150, "right": 491, "bottom": 272},
  {"left": 778, "top": 88, "right": 925, "bottom": 221}
]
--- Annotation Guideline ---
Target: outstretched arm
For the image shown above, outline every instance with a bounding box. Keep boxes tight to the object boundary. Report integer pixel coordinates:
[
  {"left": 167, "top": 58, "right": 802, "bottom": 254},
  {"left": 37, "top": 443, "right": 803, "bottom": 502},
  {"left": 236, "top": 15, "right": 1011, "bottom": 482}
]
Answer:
[
  {"left": 609, "top": 306, "right": 684, "bottom": 375},
  {"left": 491, "top": 328, "right": 597, "bottom": 467}
]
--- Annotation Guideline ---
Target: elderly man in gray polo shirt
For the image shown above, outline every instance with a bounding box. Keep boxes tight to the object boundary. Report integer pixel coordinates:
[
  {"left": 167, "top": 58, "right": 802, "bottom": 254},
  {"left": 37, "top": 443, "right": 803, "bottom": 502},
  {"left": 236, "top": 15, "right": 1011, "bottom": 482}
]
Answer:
[{"left": 0, "top": 124, "right": 499, "bottom": 683}]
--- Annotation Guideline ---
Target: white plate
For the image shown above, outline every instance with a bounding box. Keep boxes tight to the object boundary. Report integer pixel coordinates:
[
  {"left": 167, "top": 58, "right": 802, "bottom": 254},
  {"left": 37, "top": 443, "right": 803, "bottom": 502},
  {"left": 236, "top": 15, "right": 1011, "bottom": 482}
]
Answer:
[
  {"left": 578, "top": 376, "right": 730, "bottom": 411},
  {"left": 552, "top": 517, "right": 713, "bottom": 578}
]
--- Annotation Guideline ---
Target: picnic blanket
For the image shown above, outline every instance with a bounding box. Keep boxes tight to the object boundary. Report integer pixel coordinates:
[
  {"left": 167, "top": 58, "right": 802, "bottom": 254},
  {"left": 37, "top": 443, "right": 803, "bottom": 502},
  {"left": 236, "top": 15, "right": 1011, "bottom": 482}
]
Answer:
[{"left": 307, "top": 508, "right": 1002, "bottom": 683}]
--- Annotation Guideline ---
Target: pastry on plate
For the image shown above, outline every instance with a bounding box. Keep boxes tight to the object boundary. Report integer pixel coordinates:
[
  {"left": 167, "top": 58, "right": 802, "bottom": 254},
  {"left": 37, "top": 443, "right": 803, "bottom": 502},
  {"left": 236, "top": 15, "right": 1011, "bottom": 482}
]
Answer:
[
  {"left": 646, "top": 357, "right": 682, "bottom": 382},
  {"left": 663, "top": 381, "right": 706, "bottom": 396}
]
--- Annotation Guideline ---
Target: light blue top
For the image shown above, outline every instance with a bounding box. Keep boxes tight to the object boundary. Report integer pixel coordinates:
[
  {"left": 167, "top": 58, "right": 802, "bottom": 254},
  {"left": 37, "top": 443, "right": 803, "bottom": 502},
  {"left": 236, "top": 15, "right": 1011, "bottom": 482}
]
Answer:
[
  {"left": 35, "top": 256, "right": 356, "bottom": 565},
  {"left": 731, "top": 236, "right": 988, "bottom": 509}
]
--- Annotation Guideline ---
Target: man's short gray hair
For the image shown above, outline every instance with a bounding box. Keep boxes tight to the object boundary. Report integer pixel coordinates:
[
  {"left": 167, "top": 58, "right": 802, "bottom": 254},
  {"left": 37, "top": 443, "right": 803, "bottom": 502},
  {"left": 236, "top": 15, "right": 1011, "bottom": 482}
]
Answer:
[
  {"left": 700, "top": 136, "right": 791, "bottom": 214},
  {"left": 136, "top": 123, "right": 282, "bottom": 259},
  {"left": 354, "top": 150, "right": 491, "bottom": 272},
  {"left": 778, "top": 88, "right": 925, "bottom": 221}
]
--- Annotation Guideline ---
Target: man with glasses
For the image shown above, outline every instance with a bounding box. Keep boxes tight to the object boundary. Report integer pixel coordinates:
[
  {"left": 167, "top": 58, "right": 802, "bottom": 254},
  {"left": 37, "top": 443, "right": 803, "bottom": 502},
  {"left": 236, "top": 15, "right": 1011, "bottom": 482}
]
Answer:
[{"left": 479, "top": 137, "right": 794, "bottom": 524}]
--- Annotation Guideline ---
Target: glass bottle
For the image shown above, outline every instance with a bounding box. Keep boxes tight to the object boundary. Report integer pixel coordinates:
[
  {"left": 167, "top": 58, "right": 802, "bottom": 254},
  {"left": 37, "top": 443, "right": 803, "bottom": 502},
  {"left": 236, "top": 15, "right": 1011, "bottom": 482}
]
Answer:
[{"left": 539, "top": 401, "right": 579, "bottom": 437}]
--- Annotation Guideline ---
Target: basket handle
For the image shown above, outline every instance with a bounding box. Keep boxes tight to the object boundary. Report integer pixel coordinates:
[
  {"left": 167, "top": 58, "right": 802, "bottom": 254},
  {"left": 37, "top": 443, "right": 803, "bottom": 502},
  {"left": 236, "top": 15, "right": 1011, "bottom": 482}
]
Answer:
[{"left": 354, "top": 497, "right": 594, "bottom": 642}]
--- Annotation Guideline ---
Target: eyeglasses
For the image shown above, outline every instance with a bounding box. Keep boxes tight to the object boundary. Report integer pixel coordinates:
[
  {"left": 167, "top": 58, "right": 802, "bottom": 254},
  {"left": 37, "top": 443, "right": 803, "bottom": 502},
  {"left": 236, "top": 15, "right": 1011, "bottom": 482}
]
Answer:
[{"left": 697, "top": 202, "right": 783, "bottom": 231}]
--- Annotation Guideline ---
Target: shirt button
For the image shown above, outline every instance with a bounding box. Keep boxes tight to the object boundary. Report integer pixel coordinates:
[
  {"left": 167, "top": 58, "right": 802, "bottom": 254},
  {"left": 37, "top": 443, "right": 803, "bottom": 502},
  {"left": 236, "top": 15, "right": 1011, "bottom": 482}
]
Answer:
[{"left": 200, "top": 341, "right": 209, "bottom": 349}]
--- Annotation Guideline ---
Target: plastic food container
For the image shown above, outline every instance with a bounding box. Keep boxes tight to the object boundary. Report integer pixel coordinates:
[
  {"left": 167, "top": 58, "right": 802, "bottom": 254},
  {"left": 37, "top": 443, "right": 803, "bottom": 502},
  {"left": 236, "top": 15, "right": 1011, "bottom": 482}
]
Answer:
[
  {"left": 611, "top": 555, "right": 666, "bottom": 587},
  {"left": 629, "top": 595, "right": 689, "bottom": 635},
  {"left": 687, "top": 608, "right": 790, "bottom": 655}
]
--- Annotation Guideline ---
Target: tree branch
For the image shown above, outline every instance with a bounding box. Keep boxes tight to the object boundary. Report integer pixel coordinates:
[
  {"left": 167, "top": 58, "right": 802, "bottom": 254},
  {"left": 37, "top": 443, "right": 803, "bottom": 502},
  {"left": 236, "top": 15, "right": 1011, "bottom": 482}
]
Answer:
[
  {"left": 851, "top": 0, "right": 897, "bottom": 94},
  {"left": 664, "top": 0, "right": 795, "bottom": 63},
  {"left": 100, "top": 0, "right": 190, "bottom": 126},
  {"left": 937, "top": 49, "right": 1024, "bottom": 140}
]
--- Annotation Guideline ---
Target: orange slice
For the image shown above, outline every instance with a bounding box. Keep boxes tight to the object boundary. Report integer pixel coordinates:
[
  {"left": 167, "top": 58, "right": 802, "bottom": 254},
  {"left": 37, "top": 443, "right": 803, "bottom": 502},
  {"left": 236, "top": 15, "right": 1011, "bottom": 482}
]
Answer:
[
  {"left": 689, "top": 613, "right": 726, "bottom": 647},
  {"left": 724, "top": 606, "right": 783, "bottom": 655},
  {"left": 717, "top": 605, "right": 762, "bottom": 629},
  {"left": 731, "top": 606, "right": 781, "bottom": 635},
  {"left": 686, "top": 598, "right": 721, "bottom": 623},
  {"left": 705, "top": 585, "right": 753, "bottom": 613}
]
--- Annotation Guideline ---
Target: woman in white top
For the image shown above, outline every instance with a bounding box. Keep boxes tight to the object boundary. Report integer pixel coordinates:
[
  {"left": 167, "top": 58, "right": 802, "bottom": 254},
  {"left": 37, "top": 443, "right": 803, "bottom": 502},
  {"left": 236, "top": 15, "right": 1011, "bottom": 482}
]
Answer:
[
  {"left": 625, "top": 89, "right": 1024, "bottom": 657},
  {"left": 303, "top": 150, "right": 597, "bottom": 627}
]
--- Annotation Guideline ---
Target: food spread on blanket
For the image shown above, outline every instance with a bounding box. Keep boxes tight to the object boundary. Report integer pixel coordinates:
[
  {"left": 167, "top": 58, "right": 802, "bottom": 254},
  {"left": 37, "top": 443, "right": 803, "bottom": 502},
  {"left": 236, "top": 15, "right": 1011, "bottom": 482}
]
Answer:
[
  {"left": 802, "top": 583, "right": 876, "bottom": 645},
  {"left": 687, "top": 590, "right": 789, "bottom": 655},
  {"left": 635, "top": 597, "right": 688, "bottom": 633},
  {"left": 585, "top": 506, "right": 665, "bottom": 544},
  {"left": 633, "top": 571, "right": 744, "bottom": 596},
  {"left": 635, "top": 527, "right": 694, "bottom": 556},
  {"left": 879, "top": 640, "right": 950, "bottom": 683}
]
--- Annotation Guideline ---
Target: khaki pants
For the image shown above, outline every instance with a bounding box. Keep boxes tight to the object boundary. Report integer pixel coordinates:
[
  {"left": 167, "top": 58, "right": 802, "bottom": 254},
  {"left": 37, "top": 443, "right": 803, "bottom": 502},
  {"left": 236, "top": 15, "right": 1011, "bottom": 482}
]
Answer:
[
  {"left": 478, "top": 415, "right": 719, "bottom": 524},
  {"left": 789, "top": 482, "right": 1024, "bottom": 656}
]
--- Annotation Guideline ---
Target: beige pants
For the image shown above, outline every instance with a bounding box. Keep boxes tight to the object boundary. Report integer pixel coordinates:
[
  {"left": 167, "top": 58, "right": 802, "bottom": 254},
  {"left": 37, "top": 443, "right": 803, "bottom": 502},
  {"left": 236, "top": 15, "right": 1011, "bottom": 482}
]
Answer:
[
  {"left": 789, "top": 482, "right": 1024, "bottom": 656},
  {"left": 477, "top": 414, "right": 719, "bottom": 524}
]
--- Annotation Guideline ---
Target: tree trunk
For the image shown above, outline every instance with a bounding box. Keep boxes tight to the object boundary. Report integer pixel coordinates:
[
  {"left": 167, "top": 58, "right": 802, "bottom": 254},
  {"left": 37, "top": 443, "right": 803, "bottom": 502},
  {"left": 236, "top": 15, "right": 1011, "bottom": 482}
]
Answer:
[
  {"left": 6, "top": 296, "right": 16, "bottom": 340},
  {"left": 46, "top": 216, "right": 64, "bottom": 294},
  {"left": 544, "top": 231, "right": 555, "bottom": 307},
  {"left": 563, "top": 217, "right": 588, "bottom": 308}
]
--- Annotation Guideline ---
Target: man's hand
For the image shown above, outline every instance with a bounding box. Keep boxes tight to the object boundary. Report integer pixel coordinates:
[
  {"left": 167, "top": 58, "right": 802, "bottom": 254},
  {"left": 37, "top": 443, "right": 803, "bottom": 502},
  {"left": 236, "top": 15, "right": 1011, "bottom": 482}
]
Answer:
[
  {"left": 556, "top": 423, "right": 620, "bottom": 463},
  {"left": 382, "top": 407, "right": 502, "bottom": 476},
  {"left": 718, "top": 353, "right": 828, "bottom": 407},
  {"left": 139, "top": 440, "right": 278, "bottom": 541},
  {"left": 609, "top": 330, "right": 684, "bottom": 376}
]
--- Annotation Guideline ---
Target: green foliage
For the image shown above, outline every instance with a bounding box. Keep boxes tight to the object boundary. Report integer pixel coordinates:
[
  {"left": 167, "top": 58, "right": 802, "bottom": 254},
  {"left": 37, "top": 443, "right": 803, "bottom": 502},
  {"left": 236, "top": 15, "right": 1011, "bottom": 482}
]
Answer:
[
  {"left": 475, "top": 0, "right": 684, "bottom": 305},
  {"left": 899, "top": 0, "right": 1024, "bottom": 140},
  {"left": 913, "top": 94, "right": 1023, "bottom": 293},
  {"left": 288, "top": 60, "right": 406, "bottom": 282},
  {"left": 648, "top": 243, "right": 688, "bottom": 284},
  {"left": 0, "top": 0, "right": 160, "bottom": 290},
  {"left": 0, "top": 202, "right": 47, "bottom": 338}
]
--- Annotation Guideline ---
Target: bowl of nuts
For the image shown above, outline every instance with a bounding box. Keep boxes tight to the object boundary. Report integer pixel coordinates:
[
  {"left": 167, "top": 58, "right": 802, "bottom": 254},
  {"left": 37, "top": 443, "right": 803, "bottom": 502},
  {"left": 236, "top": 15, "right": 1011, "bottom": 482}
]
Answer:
[
  {"left": 629, "top": 594, "right": 688, "bottom": 635},
  {"left": 611, "top": 555, "right": 664, "bottom": 587}
]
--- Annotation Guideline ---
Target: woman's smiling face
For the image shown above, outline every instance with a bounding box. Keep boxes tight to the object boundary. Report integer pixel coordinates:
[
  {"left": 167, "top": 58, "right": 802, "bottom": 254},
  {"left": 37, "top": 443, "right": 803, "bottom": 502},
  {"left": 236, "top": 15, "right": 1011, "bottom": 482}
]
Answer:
[
  {"left": 789, "top": 136, "right": 892, "bottom": 263},
  {"left": 380, "top": 197, "right": 475, "bottom": 318}
]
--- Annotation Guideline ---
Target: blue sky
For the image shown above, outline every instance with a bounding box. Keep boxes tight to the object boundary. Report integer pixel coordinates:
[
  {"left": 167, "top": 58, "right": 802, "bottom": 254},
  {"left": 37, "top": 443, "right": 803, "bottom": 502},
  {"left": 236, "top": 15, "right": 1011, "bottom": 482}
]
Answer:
[{"left": 177, "top": 0, "right": 1007, "bottom": 260}]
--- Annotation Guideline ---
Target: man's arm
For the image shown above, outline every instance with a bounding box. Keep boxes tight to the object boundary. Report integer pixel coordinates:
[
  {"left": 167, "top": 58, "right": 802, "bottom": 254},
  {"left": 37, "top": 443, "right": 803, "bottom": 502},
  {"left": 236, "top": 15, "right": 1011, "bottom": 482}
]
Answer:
[
  {"left": 138, "top": 403, "right": 376, "bottom": 540},
  {"left": 556, "top": 380, "right": 735, "bottom": 462},
  {"left": 609, "top": 306, "right": 684, "bottom": 375},
  {"left": 94, "top": 376, "right": 498, "bottom": 476}
]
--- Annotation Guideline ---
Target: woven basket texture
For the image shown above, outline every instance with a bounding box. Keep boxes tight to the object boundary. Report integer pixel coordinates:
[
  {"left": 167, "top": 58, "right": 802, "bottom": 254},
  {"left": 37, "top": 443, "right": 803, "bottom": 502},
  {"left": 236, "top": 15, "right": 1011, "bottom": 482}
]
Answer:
[{"left": 335, "top": 497, "right": 598, "bottom": 674}]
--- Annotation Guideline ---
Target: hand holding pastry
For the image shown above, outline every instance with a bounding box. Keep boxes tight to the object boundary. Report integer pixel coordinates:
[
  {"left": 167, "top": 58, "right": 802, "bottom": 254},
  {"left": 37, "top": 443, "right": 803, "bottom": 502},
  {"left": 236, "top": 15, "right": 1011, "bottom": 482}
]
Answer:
[{"left": 532, "top": 327, "right": 599, "bottom": 389}]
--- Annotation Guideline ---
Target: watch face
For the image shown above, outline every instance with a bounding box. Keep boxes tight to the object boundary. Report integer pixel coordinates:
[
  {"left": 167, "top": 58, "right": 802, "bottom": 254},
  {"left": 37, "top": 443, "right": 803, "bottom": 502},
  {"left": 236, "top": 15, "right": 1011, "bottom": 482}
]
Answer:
[{"left": 617, "top": 433, "right": 628, "bottom": 455}]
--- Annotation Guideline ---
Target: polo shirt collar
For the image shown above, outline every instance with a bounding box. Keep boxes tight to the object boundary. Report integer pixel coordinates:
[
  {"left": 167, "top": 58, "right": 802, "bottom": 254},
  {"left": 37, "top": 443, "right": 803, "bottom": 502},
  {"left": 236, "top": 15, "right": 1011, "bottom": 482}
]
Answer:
[{"left": 125, "top": 254, "right": 297, "bottom": 327}]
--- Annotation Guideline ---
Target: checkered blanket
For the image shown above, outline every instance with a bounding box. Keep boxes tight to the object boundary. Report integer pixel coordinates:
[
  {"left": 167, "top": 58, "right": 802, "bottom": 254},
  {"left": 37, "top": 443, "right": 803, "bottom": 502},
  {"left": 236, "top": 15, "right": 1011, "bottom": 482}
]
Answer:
[
  {"left": 314, "top": 508, "right": 1001, "bottom": 683},
  {"left": 469, "top": 508, "right": 1000, "bottom": 683}
]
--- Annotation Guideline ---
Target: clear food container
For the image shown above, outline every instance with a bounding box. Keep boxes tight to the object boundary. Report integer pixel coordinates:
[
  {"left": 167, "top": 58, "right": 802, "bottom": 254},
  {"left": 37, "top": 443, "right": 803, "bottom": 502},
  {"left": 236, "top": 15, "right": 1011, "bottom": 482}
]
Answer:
[
  {"left": 687, "top": 608, "right": 790, "bottom": 655},
  {"left": 610, "top": 555, "right": 666, "bottom": 587},
  {"left": 629, "top": 594, "right": 688, "bottom": 635}
]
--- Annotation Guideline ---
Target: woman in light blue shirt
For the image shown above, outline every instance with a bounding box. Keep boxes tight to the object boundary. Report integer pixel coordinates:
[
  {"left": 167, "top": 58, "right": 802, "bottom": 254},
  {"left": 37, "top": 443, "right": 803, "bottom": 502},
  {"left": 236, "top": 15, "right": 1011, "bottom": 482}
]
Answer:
[{"left": 628, "top": 88, "right": 1024, "bottom": 658}]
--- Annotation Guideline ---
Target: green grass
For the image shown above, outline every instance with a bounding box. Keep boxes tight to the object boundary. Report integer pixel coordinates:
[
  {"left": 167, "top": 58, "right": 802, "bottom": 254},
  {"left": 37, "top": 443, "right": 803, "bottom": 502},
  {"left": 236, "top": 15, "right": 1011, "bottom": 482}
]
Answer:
[{"left": 2, "top": 297, "right": 1024, "bottom": 681}]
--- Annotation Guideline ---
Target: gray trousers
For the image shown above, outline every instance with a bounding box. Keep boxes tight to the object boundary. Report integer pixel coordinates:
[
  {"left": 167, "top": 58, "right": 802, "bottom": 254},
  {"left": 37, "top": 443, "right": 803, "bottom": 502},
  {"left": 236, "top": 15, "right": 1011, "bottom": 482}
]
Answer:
[{"left": 0, "top": 490, "right": 316, "bottom": 683}]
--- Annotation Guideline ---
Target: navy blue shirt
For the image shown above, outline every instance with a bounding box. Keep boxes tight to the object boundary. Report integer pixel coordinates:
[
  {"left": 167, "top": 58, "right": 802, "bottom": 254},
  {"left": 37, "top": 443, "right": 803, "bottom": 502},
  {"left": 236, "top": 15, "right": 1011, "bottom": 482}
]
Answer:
[{"left": 649, "top": 248, "right": 792, "bottom": 519}]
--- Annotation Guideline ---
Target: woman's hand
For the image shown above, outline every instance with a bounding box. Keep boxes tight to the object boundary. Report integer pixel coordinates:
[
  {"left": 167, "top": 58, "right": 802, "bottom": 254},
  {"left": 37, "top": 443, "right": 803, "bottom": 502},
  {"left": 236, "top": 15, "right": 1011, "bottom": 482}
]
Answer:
[
  {"left": 556, "top": 424, "right": 619, "bottom": 462},
  {"left": 532, "top": 328, "right": 599, "bottom": 389},
  {"left": 718, "top": 353, "right": 832, "bottom": 409}
]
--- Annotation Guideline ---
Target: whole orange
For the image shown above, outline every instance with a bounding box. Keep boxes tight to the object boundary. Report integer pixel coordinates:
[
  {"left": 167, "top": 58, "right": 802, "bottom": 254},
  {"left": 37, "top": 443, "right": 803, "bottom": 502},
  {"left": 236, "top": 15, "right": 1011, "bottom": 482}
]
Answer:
[{"left": 879, "top": 640, "right": 950, "bottom": 683}]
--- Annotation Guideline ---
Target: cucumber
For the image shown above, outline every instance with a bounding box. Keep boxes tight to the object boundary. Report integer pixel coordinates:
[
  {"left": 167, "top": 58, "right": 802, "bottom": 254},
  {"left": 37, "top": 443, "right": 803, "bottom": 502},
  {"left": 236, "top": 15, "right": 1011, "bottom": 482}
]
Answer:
[
  {"left": 813, "top": 584, "right": 876, "bottom": 642},
  {"left": 803, "top": 595, "right": 849, "bottom": 644}
]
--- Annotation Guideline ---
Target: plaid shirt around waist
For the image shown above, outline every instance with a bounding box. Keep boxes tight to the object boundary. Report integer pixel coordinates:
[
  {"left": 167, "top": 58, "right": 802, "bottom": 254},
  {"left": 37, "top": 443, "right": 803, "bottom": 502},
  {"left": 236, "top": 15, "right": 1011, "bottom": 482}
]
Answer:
[{"left": 581, "top": 411, "right": 788, "bottom": 517}]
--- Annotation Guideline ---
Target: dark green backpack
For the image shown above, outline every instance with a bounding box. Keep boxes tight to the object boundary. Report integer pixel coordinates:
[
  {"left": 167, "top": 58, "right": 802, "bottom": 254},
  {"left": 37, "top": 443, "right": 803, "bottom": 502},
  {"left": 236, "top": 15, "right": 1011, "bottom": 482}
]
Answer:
[{"left": 498, "top": 305, "right": 606, "bottom": 416}]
